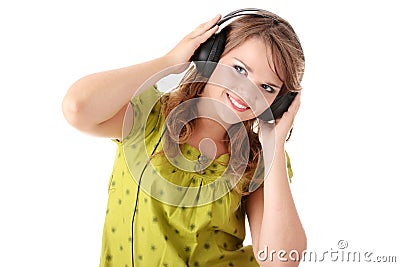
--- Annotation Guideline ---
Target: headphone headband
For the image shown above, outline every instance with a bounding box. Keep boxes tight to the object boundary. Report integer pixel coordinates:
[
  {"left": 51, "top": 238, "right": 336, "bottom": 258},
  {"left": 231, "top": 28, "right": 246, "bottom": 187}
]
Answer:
[
  {"left": 191, "top": 8, "right": 282, "bottom": 76},
  {"left": 217, "top": 8, "right": 278, "bottom": 26}
]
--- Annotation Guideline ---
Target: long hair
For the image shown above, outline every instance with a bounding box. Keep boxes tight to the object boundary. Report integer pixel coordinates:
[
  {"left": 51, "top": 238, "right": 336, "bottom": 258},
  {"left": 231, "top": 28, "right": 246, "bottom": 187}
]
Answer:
[{"left": 160, "top": 10, "right": 305, "bottom": 195}]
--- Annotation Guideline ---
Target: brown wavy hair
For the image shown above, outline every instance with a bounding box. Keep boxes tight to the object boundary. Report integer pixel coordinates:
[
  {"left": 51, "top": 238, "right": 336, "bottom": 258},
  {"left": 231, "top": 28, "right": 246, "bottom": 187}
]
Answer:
[{"left": 160, "top": 10, "right": 305, "bottom": 195}]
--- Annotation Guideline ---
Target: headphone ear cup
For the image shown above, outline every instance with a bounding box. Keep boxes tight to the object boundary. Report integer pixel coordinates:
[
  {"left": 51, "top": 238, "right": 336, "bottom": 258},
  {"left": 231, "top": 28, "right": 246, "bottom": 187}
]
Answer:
[
  {"left": 258, "top": 92, "right": 298, "bottom": 122},
  {"left": 191, "top": 30, "right": 226, "bottom": 78}
]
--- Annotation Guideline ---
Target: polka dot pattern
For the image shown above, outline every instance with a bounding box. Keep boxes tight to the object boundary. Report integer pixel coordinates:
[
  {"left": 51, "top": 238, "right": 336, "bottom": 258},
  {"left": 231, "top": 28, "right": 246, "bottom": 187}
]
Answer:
[{"left": 99, "top": 86, "right": 292, "bottom": 266}]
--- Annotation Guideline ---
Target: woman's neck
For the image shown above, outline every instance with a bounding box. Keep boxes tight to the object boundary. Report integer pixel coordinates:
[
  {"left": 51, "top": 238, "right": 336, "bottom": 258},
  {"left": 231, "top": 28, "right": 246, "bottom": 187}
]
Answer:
[
  {"left": 195, "top": 117, "right": 227, "bottom": 140},
  {"left": 186, "top": 118, "right": 229, "bottom": 159}
]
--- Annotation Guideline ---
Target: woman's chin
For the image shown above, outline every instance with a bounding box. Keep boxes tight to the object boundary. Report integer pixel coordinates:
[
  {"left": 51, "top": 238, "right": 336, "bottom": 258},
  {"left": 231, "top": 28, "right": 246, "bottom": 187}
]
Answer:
[{"left": 216, "top": 110, "right": 245, "bottom": 125}]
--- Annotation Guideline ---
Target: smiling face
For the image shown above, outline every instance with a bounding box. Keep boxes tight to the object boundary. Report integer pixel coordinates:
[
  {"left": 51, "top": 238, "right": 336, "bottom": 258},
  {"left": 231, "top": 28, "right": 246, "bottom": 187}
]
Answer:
[{"left": 199, "top": 37, "right": 283, "bottom": 124}]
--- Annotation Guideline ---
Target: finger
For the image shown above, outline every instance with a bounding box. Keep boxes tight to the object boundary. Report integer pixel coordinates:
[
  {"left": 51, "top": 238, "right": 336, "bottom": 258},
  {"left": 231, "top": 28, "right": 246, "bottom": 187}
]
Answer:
[
  {"left": 190, "top": 14, "right": 221, "bottom": 38},
  {"left": 193, "top": 24, "right": 219, "bottom": 46}
]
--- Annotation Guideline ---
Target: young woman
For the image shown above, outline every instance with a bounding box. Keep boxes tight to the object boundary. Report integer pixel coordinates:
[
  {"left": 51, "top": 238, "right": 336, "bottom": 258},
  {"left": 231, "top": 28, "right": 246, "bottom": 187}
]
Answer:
[{"left": 62, "top": 8, "right": 306, "bottom": 267}]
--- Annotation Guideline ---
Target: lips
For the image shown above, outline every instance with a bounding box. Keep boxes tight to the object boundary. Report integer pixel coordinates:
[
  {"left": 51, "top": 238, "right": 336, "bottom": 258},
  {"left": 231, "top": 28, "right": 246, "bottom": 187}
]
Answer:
[{"left": 226, "top": 93, "right": 249, "bottom": 112}]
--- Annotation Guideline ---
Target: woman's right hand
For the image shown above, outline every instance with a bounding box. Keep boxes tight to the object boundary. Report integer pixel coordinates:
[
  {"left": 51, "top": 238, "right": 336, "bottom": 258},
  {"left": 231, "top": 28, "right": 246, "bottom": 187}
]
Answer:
[{"left": 164, "top": 14, "right": 221, "bottom": 67}]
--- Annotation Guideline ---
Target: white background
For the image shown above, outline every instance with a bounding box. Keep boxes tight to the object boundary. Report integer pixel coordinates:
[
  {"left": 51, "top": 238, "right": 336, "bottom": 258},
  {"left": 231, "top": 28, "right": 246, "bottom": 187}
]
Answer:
[{"left": 1, "top": 0, "right": 399, "bottom": 266}]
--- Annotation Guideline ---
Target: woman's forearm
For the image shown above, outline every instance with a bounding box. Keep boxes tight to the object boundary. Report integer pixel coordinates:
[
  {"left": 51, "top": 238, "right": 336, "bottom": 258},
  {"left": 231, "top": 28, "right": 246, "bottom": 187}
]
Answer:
[{"left": 258, "top": 145, "right": 306, "bottom": 266}]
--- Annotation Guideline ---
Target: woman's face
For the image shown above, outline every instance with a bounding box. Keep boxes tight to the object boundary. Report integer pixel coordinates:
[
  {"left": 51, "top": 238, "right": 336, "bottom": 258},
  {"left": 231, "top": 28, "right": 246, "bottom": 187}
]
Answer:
[{"left": 200, "top": 37, "right": 283, "bottom": 124}]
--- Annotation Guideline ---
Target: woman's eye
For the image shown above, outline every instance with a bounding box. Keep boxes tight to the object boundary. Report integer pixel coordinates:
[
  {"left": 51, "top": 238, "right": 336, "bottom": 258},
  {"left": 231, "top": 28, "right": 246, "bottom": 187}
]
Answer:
[
  {"left": 261, "top": 84, "right": 275, "bottom": 93},
  {"left": 234, "top": 65, "right": 247, "bottom": 75}
]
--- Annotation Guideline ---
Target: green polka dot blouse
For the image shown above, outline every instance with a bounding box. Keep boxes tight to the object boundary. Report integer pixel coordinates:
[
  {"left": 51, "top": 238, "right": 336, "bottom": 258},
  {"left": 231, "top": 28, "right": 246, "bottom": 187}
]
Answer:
[{"left": 99, "top": 86, "right": 292, "bottom": 266}]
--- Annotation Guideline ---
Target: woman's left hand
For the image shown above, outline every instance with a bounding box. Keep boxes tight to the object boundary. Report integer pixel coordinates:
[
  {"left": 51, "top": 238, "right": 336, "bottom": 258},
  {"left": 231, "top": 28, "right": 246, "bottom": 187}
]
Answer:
[{"left": 258, "top": 92, "right": 301, "bottom": 147}]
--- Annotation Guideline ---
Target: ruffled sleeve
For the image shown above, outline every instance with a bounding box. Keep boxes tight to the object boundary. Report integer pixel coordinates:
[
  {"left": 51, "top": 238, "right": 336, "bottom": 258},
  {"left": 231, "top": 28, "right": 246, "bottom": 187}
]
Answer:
[{"left": 112, "top": 85, "right": 162, "bottom": 145}]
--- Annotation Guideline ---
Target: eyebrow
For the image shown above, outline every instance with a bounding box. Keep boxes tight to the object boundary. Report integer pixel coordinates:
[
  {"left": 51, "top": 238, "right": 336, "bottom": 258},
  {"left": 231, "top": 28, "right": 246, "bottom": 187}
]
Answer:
[{"left": 233, "top": 57, "right": 282, "bottom": 89}]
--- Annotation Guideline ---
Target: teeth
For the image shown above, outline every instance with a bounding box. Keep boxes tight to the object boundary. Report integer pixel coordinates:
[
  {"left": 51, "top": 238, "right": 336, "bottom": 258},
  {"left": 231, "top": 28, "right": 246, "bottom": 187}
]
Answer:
[{"left": 228, "top": 94, "right": 247, "bottom": 109}]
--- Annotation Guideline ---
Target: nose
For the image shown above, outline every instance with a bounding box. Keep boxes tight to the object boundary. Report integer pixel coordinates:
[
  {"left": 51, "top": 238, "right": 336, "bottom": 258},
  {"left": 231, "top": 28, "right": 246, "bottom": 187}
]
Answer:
[
  {"left": 233, "top": 77, "right": 259, "bottom": 99},
  {"left": 207, "top": 63, "right": 265, "bottom": 109},
  {"left": 231, "top": 76, "right": 267, "bottom": 112}
]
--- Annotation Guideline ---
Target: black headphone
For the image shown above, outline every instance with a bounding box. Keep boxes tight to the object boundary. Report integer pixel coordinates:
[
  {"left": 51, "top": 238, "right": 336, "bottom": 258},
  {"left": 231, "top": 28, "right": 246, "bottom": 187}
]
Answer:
[{"left": 190, "top": 8, "right": 298, "bottom": 123}]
